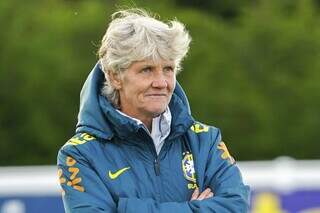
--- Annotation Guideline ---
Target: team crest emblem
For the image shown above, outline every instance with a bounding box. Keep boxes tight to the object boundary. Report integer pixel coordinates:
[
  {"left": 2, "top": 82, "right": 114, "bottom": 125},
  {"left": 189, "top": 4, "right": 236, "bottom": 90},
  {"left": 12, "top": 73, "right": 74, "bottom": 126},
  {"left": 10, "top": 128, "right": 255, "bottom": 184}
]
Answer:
[{"left": 182, "top": 152, "right": 196, "bottom": 183}]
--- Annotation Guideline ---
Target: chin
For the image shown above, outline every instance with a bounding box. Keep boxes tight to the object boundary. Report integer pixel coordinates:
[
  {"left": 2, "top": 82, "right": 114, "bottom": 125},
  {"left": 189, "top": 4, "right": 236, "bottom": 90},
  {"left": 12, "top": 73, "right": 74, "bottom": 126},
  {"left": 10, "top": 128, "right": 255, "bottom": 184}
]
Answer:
[{"left": 146, "top": 106, "right": 167, "bottom": 117}]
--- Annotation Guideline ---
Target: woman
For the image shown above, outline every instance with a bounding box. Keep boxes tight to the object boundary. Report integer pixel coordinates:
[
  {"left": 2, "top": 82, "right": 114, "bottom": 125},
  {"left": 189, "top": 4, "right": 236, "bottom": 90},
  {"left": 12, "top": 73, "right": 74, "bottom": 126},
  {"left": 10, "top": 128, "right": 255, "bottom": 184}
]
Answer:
[{"left": 58, "top": 8, "right": 250, "bottom": 212}]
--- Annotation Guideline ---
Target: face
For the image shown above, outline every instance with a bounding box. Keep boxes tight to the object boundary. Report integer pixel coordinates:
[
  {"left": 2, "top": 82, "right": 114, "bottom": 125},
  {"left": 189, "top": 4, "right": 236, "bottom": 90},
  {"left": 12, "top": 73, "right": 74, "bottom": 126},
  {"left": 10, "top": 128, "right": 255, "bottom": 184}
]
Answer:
[{"left": 110, "top": 59, "right": 176, "bottom": 123}]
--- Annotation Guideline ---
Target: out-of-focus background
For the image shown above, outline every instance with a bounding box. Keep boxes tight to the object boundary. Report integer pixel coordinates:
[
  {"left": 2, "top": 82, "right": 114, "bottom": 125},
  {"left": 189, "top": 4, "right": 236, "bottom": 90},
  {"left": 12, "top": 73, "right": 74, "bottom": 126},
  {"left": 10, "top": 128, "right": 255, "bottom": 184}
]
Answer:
[{"left": 0, "top": 0, "right": 319, "bottom": 212}]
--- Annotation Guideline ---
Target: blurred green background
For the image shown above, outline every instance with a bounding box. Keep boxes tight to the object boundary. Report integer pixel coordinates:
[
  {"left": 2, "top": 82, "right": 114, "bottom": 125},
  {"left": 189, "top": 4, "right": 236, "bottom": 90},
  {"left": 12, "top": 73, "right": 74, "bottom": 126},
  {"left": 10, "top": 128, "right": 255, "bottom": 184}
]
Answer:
[{"left": 1, "top": 0, "right": 319, "bottom": 165}]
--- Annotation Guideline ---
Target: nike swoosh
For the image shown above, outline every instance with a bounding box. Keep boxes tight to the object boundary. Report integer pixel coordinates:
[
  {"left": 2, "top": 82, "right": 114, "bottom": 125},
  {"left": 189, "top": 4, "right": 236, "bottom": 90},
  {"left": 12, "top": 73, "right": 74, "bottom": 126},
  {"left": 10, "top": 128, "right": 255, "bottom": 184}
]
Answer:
[{"left": 108, "top": 167, "right": 130, "bottom": 180}]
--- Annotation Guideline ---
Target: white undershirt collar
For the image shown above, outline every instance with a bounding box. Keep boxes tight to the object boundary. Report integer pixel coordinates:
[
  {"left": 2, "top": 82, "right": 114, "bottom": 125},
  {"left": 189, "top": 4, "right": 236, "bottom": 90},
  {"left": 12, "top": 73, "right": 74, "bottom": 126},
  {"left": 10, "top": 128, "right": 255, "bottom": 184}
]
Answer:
[{"left": 116, "top": 108, "right": 172, "bottom": 155}]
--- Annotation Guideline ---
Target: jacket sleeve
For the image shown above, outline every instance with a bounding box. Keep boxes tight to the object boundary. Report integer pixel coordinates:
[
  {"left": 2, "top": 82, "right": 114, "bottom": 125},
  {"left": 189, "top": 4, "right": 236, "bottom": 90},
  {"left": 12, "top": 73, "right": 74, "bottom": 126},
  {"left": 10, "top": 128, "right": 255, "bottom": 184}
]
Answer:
[
  {"left": 117, "top": 128, "right": 250, "bottom": 213},
  {"left": 194, "top": 128, "right": 251, "bottom": 212},
  {"left": 57, "top": 145, "right": 117, "bottom": 213}
]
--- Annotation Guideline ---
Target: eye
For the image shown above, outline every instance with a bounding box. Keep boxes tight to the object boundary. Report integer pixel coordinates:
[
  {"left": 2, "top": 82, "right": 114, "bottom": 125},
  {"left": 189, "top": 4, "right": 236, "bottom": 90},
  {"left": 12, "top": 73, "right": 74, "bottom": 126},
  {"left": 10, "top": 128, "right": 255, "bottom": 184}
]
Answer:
[
  {"left": 163, "top": 66, "right": 174, "bottom": 73},
  {"left": 141, "top": 66, "right": 152, "bottom": 73}
]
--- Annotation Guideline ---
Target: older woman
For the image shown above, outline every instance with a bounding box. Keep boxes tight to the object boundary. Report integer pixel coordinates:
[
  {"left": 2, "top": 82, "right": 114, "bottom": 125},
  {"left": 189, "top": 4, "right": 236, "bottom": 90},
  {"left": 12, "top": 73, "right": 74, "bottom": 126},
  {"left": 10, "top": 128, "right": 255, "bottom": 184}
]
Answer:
[{"left": 58, "top": 8, "right": 250, "bottom": 212}]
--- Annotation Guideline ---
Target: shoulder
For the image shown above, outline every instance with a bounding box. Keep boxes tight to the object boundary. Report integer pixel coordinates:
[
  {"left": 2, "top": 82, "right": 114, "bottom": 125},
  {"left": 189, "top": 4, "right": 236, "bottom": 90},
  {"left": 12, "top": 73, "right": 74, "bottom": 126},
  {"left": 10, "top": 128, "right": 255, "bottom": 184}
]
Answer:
[
  {"left": 188, "top": 121, "right": 221, "bottom": 143},
  {"left": 187, "top": 122, "right": 236, "bottom": 165},
  {"left": 57, "top": 132, "right": 101, "bottom": 164},
  {"left": 186, "top": 121, "right": 224, "bottom": 153},
  {"left": 63, "top": 132, "right": 97, "bottom": 147}
]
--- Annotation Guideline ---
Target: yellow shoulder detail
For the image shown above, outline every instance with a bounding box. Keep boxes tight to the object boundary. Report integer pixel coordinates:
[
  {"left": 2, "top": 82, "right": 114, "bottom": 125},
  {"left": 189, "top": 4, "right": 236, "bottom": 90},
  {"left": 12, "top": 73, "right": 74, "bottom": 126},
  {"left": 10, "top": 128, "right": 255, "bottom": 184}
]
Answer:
[
  {"left": 64, "top": 133, "right": 96, "bottom": 147},
  {"left": 217, "top": 141, "right": 235, "bottom": 164},
  {"left": 190, "top": 123, "right": 209, "bottom": 133}
]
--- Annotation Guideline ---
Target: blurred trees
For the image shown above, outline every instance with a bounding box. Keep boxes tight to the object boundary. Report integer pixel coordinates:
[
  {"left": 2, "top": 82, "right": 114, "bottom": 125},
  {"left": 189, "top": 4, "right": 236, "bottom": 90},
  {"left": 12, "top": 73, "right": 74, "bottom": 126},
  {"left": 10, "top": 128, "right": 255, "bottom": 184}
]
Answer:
[
  {"left": 0, "top": 0, "right": 319, "bottom": 165},
  {"left": 174, "top": 0, "right": 251, "bottom": 19},
  {"left": 180, "top": 0, "right": 320, "bottom": 160}
]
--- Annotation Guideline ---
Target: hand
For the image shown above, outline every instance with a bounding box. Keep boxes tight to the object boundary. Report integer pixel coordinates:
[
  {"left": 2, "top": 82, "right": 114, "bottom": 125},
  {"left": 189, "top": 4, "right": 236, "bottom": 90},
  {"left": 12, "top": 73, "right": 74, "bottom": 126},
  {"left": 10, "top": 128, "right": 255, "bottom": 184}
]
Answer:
[{"left": 190, "top": 188, "right": 214, "bottom": 201}]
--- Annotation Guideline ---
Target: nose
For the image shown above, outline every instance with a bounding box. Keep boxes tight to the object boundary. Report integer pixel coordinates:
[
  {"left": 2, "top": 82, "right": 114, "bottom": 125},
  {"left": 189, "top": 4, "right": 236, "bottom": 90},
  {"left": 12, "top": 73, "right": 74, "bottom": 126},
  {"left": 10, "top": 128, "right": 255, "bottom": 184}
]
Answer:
[
  {"left": 151, "top": 71, "right": 168, "bottom": 88},
  {"left": 152, "top": 77, "right": 168, "bottom": 88}
]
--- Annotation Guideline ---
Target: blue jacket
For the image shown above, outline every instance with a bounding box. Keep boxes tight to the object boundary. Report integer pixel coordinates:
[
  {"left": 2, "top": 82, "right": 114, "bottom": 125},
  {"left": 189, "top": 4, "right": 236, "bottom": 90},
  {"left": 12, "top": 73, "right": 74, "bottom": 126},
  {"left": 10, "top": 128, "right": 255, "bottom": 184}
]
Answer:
[{"left": 57, "top": 63, "right": 250, "bottom": 213}]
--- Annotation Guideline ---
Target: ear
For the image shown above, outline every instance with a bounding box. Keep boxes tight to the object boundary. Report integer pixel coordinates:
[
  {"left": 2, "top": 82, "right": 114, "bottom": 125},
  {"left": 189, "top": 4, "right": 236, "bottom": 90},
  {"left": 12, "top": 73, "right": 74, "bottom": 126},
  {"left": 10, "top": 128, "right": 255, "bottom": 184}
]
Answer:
[{"left": 108, "top": 70, "right": 122, "bottom": 90}]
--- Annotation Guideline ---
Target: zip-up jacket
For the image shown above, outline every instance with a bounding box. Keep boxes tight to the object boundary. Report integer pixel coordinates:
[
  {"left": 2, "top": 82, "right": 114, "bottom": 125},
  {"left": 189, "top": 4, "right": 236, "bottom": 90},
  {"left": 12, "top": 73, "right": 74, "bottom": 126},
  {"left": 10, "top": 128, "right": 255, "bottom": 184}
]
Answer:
[{"left": 57, "top": 63, "right": 250, "bottom": 212}]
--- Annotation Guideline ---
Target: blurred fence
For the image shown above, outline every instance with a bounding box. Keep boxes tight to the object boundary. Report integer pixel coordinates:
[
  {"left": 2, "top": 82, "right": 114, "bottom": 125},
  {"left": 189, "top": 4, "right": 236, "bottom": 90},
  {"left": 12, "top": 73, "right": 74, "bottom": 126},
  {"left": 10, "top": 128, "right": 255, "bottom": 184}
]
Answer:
[{"left": 0, "top": 157, "right": 319, "bottom": 213}]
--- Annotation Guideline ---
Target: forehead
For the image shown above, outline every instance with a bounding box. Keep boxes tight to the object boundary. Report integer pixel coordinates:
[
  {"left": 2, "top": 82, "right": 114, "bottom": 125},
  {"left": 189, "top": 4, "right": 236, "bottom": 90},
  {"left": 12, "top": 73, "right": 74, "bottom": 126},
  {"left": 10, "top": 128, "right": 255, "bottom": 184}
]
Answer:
[{"left": 129, "top": 59, "right": 175, "bottom": 68}]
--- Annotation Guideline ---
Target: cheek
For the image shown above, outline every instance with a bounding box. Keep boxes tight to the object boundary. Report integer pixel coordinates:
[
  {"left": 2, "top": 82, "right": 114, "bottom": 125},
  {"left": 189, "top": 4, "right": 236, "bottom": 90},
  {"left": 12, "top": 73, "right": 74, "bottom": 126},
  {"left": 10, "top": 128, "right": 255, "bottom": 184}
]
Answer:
[
  {"left": 122, "top": 77, "right": 139, "bottom": 95},
  {"left": 131, "top": 84, "right": 146, "bottom": 100},
  {"left": 168, "top": 77, "right": 176, "bottom": 92}
]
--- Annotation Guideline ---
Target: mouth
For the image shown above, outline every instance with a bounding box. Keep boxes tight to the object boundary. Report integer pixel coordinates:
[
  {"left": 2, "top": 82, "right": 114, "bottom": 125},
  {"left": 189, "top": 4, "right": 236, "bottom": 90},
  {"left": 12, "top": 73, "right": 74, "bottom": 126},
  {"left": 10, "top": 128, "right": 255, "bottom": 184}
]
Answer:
[
  {"left": 145, "top": 94, "right": 167, "bottom": 97},
  {"left": 145, "top": 94, "right": 168, "bottom": 101}
]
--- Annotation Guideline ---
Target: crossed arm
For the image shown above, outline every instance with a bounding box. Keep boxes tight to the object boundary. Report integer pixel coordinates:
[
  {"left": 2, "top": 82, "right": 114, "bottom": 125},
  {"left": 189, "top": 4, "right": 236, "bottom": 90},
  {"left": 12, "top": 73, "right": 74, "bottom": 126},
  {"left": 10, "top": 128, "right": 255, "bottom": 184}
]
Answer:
[{"left": 58, "top": 140, "right": 249, "bottom": 212}]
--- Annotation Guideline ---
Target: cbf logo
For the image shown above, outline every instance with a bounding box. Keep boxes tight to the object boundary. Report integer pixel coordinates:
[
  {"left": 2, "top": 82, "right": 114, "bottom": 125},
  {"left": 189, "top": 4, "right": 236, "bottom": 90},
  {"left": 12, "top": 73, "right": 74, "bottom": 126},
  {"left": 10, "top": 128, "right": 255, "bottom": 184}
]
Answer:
[{"left": 182, "top": 152, "right": 198, "bottom": 189}]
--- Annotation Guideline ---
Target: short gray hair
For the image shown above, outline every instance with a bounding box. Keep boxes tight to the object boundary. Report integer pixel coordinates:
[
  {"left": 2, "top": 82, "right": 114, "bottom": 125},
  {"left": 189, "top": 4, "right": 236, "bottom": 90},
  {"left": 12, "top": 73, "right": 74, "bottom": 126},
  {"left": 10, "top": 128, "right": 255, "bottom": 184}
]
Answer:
[{"left": 98, "top": 8, "right": 191, "bottom": 107}]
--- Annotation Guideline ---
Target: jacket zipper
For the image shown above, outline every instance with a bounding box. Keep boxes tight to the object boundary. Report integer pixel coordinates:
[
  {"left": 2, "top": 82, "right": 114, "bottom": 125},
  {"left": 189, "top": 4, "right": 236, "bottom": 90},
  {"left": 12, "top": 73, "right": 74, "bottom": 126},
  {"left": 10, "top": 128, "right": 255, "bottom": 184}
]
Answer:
[
  {"left": 154, "top": 157, "right": 160, "bottom": 176},
  {"left": 140, "top": 125, "right": 161, "bottom": 176}
]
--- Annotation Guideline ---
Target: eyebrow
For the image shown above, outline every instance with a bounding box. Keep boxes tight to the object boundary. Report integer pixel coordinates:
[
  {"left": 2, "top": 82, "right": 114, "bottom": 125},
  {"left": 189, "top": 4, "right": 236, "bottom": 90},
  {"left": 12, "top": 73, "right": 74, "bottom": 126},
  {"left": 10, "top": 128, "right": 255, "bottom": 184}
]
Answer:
[
  {"left": 142, "top": 64, "right": 154, "bottom": 67},
  {"left": 138, "top": 62, "right": 175, "bottom": 68}
]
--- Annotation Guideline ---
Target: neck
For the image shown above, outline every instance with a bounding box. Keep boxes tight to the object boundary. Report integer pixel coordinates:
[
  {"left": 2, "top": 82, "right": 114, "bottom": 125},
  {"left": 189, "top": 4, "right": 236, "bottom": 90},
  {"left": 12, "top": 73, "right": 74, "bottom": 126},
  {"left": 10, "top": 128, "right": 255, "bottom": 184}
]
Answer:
[
  {"left": 119, "top": 108, "right": 154, "bottom": 132},
  {"left": 140, "top": 117, "right": 153, "bottom": 132}
]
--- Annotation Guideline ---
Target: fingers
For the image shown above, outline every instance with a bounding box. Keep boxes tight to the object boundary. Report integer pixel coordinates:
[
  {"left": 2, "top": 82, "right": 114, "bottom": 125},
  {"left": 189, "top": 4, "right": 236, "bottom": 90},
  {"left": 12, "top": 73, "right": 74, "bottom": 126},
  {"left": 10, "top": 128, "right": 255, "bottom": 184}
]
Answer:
[
  {"left": 208, "top": 192, "right": 214, "bottom": 198},
  {"left": 190, "top": 188, "right": 199, "bottom": 201},
  {"left": 197, "top": 188, "right": 212, "bottom": 200},
  {"left": 190, "top": 188, "right": 214, "bottom": 201}
]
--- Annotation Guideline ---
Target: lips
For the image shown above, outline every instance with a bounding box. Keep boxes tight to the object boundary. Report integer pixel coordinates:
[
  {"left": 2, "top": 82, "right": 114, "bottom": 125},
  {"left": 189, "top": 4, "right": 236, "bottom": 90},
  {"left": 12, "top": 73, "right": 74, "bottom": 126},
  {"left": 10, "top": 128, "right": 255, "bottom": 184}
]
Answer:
[{"left": 145, "top": 94, "right": 167, "bottom": 97}]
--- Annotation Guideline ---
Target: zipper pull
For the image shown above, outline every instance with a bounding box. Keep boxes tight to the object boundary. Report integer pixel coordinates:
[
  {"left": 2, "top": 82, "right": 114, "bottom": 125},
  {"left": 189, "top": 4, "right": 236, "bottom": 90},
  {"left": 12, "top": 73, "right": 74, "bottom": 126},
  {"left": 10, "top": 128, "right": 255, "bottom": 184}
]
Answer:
[{"left": 154, "top": 158, "right": 160, "bottom": 176}]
